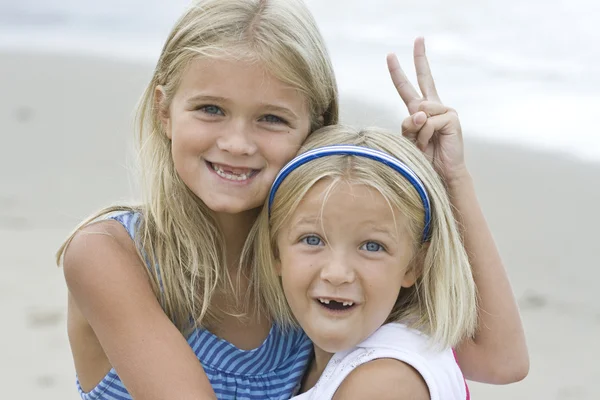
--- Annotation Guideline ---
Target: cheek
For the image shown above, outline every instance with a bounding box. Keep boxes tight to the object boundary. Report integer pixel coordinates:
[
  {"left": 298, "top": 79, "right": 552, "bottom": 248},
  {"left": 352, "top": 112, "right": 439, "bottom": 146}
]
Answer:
[
  {"left": 279, "top": 253, "right": 311, "bottom": 300},
  {"left": 259, "top": 131, "right": 308, "bottom": 166},
  {"left": 170, "top": 106, "right": 212, "bottom": 138},
  {"left": 280, "top": 272, "right": 306, "bottom": 316},
  {"left": 172, "top": 120, "right": 209, "bottom": 150},
  {"left": 365, "top": 270, "right": 404, "bottom": 315},
  {"left": 171, "top": 135, "right": 202, "bottom": 173}
]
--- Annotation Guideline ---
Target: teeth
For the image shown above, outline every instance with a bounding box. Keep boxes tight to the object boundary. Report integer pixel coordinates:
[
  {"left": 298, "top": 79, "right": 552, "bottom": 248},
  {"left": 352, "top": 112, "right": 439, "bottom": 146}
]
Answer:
[
  {"left": 318, "top": 298, "right": 354, "bottom": 307},
  {"left": 211, "top": 163, "right": 252, "bottom": 181}
]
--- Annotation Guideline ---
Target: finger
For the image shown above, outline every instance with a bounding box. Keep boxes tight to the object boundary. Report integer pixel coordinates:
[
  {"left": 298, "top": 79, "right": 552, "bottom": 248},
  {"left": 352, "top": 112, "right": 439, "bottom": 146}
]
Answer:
[
  {"left": 417, "top": 112, "right": 460, "bottom": 151},
  {"left": 413, "top": 37, "right": 441, "bottom": 103},
  {"left": 416, "top": 113, "right": 460, "bottom": 150},
  {"left": 387, "top": 52, "right": 421, "bottom": 113},
  {"left": 401, "top": 111, "right": 427, "bottom": 141},
  {"left": 416, "top": 119, "right": 436, "bottom": 151},
  {"left": 418, "top": 101, "right": 448, "bottom": 117},
  {"left": 429, "top": 112, "right": 461, "bottom": 137}
]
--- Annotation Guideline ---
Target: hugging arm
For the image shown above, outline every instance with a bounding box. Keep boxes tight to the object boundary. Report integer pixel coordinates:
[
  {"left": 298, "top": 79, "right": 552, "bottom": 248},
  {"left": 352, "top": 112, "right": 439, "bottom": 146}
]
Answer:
[{"left": 63, "top": 220, "right": 218, "bottom": 399}]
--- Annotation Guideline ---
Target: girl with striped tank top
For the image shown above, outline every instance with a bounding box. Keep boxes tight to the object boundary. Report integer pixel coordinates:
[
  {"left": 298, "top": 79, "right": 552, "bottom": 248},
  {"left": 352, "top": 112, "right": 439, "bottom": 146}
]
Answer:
[{"left": 56, "top": 1, "right": 527, "bottom": 399}]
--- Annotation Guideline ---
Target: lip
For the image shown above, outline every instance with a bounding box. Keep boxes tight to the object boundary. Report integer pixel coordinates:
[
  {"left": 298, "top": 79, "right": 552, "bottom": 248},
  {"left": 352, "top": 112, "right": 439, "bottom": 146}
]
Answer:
[{"left": 207, "top": 161, "right": 260, "bottom": 172}]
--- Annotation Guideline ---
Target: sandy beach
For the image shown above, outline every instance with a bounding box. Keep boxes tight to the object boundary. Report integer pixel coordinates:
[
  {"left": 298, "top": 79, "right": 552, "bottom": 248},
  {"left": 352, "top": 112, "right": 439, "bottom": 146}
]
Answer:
[{"left": 1, "top": 51, "right": 598, "bottom": 399}]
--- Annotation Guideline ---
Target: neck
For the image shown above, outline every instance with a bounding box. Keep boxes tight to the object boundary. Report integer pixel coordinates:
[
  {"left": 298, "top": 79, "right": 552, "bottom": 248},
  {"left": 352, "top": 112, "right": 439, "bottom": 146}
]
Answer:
[
  {"left": 313, "top": 345, "right": 334, "bottom": 379},
  {"left": 213, "top": 208, "right": 260, "bottom": 271},
  {"left": 206, "top": 208, "right": 260, "bottom": 318},
  {"left": 302, "top": 345, "right": 334, "bottom": 392}
]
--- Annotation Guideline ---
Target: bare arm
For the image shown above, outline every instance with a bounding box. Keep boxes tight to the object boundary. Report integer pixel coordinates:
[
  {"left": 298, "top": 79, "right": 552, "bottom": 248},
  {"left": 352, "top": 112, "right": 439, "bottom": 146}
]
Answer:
[
  {"left": 447, "top": 171, "right": 529, "bottom": 383},
  {"left": 387, "top": 37, "right": 529, "bottom": 384},
  {"left": 63, "top": 220, "right": 217, "bottom": 399},
  {"left": 333, "top": 359, "right": 430, "bottom": 400}
]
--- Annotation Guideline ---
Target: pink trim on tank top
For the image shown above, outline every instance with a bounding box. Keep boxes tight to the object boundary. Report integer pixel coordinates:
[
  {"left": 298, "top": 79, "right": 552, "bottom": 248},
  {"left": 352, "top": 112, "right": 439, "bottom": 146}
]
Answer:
[{"left": 452, "top": 349, "right": 470, "bottom": 400}]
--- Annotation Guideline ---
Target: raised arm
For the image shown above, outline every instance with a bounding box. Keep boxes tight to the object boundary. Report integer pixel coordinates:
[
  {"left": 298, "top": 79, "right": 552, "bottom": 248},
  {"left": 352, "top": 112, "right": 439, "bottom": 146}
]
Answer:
[
  {"left": 63, "top": 220, "right": 217, "bottom": 399},
  {"left": 385, "top": 37, "right": 529, "bottom": 384}
]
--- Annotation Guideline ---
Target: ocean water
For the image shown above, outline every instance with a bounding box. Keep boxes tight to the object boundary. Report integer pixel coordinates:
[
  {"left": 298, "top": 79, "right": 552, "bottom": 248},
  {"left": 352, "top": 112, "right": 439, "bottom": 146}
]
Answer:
[{"left": 1, "top": 0, "right": 598, "bottom": 161}]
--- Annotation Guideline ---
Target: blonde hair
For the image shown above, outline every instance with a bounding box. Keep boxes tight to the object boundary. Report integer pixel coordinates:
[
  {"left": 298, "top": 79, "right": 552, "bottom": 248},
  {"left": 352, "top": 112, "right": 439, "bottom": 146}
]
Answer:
[
  {"left": 252, "top": 125, "right": 477, "bottom": 348},
  {"left": 56, "top": 0, "right": 338, "bottom": 333}
]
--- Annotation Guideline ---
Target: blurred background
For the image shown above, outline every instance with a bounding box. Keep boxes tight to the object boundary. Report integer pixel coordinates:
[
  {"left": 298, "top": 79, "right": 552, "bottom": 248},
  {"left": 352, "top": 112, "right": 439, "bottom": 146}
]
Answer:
[{"left": 0, "top": 0, "right": 598, "bottom": 398}]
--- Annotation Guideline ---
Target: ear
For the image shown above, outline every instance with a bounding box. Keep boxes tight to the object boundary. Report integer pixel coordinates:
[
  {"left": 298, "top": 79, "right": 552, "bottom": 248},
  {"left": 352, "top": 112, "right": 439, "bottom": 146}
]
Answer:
[
  {"left": 155, "top": 85, "right": 172, "bottom": 139},
  {"left": 401, "top": 269, "right": 417, "bottom": 288},
  {"left": 313, "top": 114, "right": 325, "bottom": 130},
  {"left": 401, "top": 243, "right": 429, "bottom": 288},
  {"left": 274, "top": 258, "right": 282, "bottom": 277}
]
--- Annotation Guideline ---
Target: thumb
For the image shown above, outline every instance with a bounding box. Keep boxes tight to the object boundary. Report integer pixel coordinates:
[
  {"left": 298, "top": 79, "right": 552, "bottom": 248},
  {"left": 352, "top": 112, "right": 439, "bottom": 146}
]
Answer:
[
  {"left": 401, "top": 111, "right": 427, "bottom": 140},
  {"left": 413, "top": 111, "right": 427, "bottom": 126}
]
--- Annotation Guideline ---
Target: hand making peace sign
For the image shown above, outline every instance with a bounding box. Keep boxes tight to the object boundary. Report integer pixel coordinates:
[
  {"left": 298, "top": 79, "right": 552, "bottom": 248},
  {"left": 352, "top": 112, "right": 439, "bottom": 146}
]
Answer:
[{"left": 387, "top": 37, "right": 468, "bottom": 184}]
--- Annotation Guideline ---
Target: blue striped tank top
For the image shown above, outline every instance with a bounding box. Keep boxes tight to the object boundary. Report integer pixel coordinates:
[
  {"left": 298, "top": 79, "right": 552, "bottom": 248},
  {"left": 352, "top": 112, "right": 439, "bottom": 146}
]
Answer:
[{"left": 76, "top": 211, "right": 313, "bottom": 400}]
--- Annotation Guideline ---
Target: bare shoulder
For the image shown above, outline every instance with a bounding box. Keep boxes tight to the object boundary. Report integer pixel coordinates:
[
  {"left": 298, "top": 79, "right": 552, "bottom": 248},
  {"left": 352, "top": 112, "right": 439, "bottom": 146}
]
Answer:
[
  {"left": 62, "top": 217, "right": 160, "bottom": 344},
  {"left": 62, "top": 218, "right": 151, "bottom": 296},
  {"left": 63, "top": 218, "right": 139, "bottom": 274},
  {"left": 333, "top": 358, "right": 430, "bottom": 400}
]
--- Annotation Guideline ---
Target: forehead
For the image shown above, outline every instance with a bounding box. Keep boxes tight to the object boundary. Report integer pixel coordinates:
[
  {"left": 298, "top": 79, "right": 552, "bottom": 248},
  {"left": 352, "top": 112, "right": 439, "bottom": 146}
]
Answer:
[
  {"left": 175, "top": 56, "right": 308, "bottom": 109},
  {"left": 290, "top": 179, "right": 406, "bottom": 229}
]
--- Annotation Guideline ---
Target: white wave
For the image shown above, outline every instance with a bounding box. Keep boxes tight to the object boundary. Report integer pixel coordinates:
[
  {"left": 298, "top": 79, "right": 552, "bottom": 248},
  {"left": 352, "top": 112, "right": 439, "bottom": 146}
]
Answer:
[{"left": 0, "top": 0, "right": 598, "bottom": 161}]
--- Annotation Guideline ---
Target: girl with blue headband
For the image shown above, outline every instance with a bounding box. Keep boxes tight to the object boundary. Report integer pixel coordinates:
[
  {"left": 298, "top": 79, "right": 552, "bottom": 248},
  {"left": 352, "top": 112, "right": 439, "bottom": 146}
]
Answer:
[{"left": 252, "top": 125, "right": 476, "bottom": 399}]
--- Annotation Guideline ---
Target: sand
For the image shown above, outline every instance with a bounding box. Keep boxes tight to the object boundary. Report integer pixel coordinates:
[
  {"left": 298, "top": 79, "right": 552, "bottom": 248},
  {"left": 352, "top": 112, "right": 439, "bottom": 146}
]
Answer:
[{"left": 1, "top": 51, "right": 598, "bottom": 399}]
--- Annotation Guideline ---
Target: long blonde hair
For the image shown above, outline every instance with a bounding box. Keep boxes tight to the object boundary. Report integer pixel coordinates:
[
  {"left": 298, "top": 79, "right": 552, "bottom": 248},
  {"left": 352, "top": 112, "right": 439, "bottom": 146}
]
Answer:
[
  {"left": 252, "top": 125, "right": 477, "bottom": 348},
  {"left": 56, "top": 0, "right": 338, "bottom": 333}
]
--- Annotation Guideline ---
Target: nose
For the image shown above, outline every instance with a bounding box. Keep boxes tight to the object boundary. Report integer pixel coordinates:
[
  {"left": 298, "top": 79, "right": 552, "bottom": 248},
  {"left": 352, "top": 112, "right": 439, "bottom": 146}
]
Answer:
[
  {"left": 216, "top": 119, "right": 257, "bottom": 156},
  {"left": 320, "top": 251, "right": 356, "bottom": 286}
]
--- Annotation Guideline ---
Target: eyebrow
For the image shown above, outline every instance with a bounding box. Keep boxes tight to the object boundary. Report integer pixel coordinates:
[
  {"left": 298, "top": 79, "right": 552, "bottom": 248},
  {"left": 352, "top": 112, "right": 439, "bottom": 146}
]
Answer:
[
  {"left": 293, "top": 217, "right": 397, "bottom": 236},
  {"left": 361, "top": 221, "right": 398, "bottom": 237},
  {"left": 186, "top": 95, "right": 229, "bottom": 105},
  {"left": 260, "top": 104, "right": 300, "bottom": 121},
  {"left": 290, "top": 216, "right": 321, "bottom": 227},
  {"left": 186, "top": 94, "right": 299, "bottom": 120}
]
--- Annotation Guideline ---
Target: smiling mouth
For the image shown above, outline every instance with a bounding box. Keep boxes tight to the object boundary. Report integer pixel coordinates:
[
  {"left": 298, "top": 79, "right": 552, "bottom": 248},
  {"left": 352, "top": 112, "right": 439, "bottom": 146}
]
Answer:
[
  {"left": 207, "top": 161, "right": 259, "bottom": 182},
  {"left": 316, "top": 298, "right": 357, "bottom": 312}
]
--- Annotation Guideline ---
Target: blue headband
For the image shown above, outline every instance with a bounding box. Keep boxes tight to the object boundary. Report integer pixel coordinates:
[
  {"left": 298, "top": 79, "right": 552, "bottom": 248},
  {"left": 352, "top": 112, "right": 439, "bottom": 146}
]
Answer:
[{"left": 268, "top": 145, "right": 432, "bottom": 242}]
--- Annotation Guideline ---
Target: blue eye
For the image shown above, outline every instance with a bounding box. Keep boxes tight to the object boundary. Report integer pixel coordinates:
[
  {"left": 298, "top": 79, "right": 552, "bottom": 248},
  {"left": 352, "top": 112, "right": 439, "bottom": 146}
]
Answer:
[
  {"left": 261, "top": 114, "right": 287, "bottom": 124},
  {"left": 361, "top": 241, "right": 383, "bottom": 252},
  {"left": 199, "top": 105, "right": 224, "bottom": 115},
  {"left": 301, "top": 235, "right": 323, "bottom": 246}
]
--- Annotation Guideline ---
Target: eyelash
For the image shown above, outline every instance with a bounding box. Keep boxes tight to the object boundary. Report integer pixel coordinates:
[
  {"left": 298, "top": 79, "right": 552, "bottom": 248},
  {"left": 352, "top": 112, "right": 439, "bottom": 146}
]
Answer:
[
  {"left": 196, "top": 105, "right": 288, "bottom": 125},
  {"left": 360, "top": 241, "right": 385, "bottom": 252},
  {"left": 300, "top": 236, "right": 386, "bottom": 253},
  {"left": 300, "top": 235, "right": 323, "bottom": 246},
  {"left": 197, "top": 105, "right": 224, "bottom": 116},
  {"left": 260, "top": 114, "right": 288, "bottom": 125}
]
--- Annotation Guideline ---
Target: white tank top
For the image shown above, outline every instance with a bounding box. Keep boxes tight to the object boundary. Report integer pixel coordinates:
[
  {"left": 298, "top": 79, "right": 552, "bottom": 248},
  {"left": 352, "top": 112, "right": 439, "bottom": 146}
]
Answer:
[{"left": 292, "top": 323, "right": 469, "bottom": 400}]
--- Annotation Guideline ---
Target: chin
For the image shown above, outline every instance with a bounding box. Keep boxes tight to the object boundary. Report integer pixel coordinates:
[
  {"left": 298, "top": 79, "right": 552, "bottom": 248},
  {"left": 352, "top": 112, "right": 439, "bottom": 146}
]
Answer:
[
  {"left": 200, "top": 197, "right": 259, "bottom": 215},
  {"left": 312, "top": 334, "right": 355, "bottom": 354},
  {"left": 318, "top": 342, "right": 353, "bottom": 354},
  {"left": 206, "top": 204, "right": 253, "bottom": 215}
]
